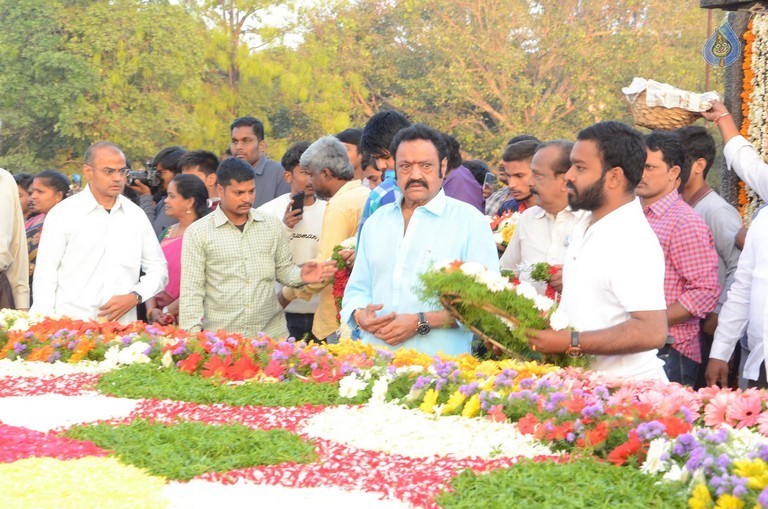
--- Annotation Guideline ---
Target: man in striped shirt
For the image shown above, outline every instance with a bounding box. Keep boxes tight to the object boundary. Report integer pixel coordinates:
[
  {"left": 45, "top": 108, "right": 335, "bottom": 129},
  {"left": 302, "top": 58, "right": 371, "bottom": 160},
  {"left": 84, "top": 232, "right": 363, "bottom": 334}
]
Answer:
[{"left": 638, "top": 131, "right": 720, "bottom": 386}]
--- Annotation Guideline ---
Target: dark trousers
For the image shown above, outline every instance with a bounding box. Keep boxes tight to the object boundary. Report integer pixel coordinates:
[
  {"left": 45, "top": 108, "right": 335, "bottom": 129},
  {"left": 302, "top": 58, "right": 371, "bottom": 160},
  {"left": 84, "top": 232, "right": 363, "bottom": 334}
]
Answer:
[
  {"left": 0, "top": 271, "right": 14, "bottom": 309},
  {"left": 286, "top": 312, "right": 316, "bottom": 342},
  {"left": 658, "top": 345, "right": 700, "bottom": 387},
  {"left": 748, "top": 363, "right": 768, "bottom": 389}
]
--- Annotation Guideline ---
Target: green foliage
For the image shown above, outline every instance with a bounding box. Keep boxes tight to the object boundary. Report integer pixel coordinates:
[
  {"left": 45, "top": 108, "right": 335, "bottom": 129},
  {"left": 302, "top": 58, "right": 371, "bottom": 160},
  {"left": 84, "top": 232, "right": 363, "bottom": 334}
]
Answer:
[
  {"left": 65, "top": 419, "right": 315, "bottom": 480},
  {"left": 0, "top": 0, "right": 724, "bottom": 173},
  {"left": 436, "top": 459, "right": 688, "bottom": 509},
  {"left": 96, "top": 363, "right": 369, "bottom": 406}
]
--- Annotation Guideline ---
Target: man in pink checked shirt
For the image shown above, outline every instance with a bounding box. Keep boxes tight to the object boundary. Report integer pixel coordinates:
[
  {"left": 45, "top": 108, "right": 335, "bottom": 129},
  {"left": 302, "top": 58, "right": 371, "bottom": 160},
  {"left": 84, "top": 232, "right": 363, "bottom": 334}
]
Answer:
[{"left": 638, "top": 131, "right": 720, "bottom": 386}]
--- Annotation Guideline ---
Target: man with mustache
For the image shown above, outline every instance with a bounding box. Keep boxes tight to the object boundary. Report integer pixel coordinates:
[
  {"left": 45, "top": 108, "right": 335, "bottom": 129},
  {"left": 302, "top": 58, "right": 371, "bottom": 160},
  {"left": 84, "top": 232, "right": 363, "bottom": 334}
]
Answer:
[
  {"left": 179, "top": 158, "right": 335, "bottom": 339},
  {"left": 341, "top": 124, "right": 498, "bottom": 355},
  {"left": 527, "top": 121, "right": 669, "bottom": 381},
  {"left": 500, "top": 140, "right": 589, "bottom": 291}
]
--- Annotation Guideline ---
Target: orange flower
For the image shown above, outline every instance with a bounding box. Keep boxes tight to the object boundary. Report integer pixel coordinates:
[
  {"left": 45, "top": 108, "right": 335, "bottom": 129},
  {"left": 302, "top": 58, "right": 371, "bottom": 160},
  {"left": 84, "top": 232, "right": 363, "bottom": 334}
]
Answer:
[
  {"left": 27, "top": 345, "right": 54, "bottom": 362},
  {"left": 201, "top": 355, "right": 232, "bottom": 378},
  {"left": 178, "top": 352, "right": 203, "bottom": 374}
]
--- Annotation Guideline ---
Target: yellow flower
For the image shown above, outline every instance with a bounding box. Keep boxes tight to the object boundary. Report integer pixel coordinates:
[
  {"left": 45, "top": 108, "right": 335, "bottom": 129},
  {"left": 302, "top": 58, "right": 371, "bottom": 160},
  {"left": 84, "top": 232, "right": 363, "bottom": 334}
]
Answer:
[
  {"left": 441, "top": 391, "right": 467, "bottom": 415},
  {"left": 688, "top": 484, "right": 714, "bottom": 509},
  {"left": 501, "top": 224, "right": 516, "bottom": 244},
  {"left": 461, "top": 394, "right": 481, "bottom": 418},
  {"left": 733, "top": 458, "right": 768, "bottom": 490},
  {"left": 419, "top": 388, "right": 439, "bottom": 414},
  {"left": 392, "top": 348, "right": 434, "bottom": 369},
  {"left": 714, "top": 493, "right": 745, "bottom": 509}
]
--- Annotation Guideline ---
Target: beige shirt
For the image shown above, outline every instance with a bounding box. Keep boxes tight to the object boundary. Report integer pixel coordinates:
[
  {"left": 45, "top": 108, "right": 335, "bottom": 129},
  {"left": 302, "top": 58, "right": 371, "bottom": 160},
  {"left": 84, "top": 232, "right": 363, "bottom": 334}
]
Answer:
[
  {"left": 0, "top": 168, "right": 29, "bottom": 308},
  {"left": 284, "top": 179, "right": 370, "bottom": 339}
]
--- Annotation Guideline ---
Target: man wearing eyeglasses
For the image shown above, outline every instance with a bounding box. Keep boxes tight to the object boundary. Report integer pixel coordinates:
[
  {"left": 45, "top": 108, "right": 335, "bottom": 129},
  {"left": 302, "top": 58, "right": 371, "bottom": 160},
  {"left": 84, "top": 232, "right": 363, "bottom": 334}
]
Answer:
[{"left": 31, "top": 141, "right": 168, "bottom": 324}]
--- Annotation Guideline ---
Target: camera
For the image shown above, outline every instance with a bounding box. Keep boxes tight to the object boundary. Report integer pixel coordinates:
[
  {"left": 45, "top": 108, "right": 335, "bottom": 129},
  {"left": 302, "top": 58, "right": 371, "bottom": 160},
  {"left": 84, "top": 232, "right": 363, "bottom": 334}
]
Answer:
[{"left": 128, "top": 164, "right": 162, "bottom": 187}]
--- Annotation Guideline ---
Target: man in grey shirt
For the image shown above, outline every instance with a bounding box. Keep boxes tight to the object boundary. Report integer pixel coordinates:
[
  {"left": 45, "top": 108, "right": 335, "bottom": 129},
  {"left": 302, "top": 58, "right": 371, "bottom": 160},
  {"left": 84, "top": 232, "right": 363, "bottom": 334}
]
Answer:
[
  {"left": 677, "top": 126, "right": 742, "bottom": 387},
  {"left": 230, "top": 116, "right": 290, "bottom": 209}
]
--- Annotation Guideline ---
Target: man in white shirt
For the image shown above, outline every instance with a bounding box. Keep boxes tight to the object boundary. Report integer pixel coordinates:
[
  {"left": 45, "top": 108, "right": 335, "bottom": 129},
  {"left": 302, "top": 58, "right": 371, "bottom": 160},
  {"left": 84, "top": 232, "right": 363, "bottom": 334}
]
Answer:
[
  {"left": 500, "top": 140, "right": 588, "bottom": 289},
  {"left": 528, "top": 121, "right": 668, "bottom": 381},
  {"left": 258, "top": 141, "right": 327, "bottom": 340},
  {"left": 0, "top": 168, "right": 29, "bottom": 310},
  {"left": 32, "top": 142, "right": 168, "bottom": 324}
]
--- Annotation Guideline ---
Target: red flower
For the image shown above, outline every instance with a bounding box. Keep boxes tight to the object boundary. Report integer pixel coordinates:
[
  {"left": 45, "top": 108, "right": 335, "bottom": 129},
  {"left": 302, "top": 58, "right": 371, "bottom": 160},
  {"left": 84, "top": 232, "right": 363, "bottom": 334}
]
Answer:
[
  {"left": 607, "top": 430, "right": 645, "bottom": 466},
  {"left": 226, "top": 356, "right": 260, "bottom": 381},
  {"left": 577, "top": 421, "right": 608, "bottom": 448},
  {"left": 264, "top": 359, "right": 286, "bottom": 379},
  {"left": 546, "top": 421, "right": 575, "bottom": 441},
  {"left": 487, "top": 404, "right": 507, "bottom": 423},
  {"left": 655, "top": 416, "right": 692, "bottom": 438},
  {"left": 178, "top": 352, "right": 203, "bottom": 374},
  {"left": 517, "top": 413, "right": 539, "bottom": 435},
  {"left": 201, "top": 355, "right": 232, "bottom": 378}
]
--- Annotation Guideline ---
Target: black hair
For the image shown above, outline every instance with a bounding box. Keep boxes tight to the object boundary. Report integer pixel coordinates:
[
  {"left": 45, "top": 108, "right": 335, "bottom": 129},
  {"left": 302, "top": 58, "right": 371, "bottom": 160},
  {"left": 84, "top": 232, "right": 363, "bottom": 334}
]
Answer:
[
  {"left": 576, "top": 121, "right": 646, "bottom": 191},
  {"left": 170, "top": 174, "right": 210, "bottom": 219},
  {"left": 216, "top": 157, "right": 255, "bottom": 188},
  {"left": 179, "top": 150, "right": 220, "bottom": 177},
  {"left": 33, "top": 170, "right": 70, "bottom": 198},
  {"left": 281, "top": 141, "right": 312, "bottom": 172},
  {"left": 389, "top": 123, "right": 448, "bottom": 175},
  {"left": 506, "top": 134, "right": 541, "bottom": 146},
  {"left": 152, "top": 146, "right": 187, "bottom": 174},
  {"left": 645, "top": 131, "right": 688, "bottom": 187},
  {"left": 443, "top": 134, "right": 463, "bottom": 171},
  {"left": 230, "top": 116, "right": 265, "bottom": 141},
  {"left": 675, "top": 126, "right": 717, "bottom": 179},
  {"left": 13, "top": 173, "right": 34, "bottom": 190},
  {"left": 335, "top": 128, "right": 363, "bottom": 147},
  {"left": 537, "top": 140, "right": 574, "bottom": 176},
  {"left": 361, "top": 111, "right": 411, "bottom": 158},
  {"left": 503, "top": 139, "right": 541, "bottom": 163},
  {"left": 463, "top": 159, "right": 490, "bottom": 186}
]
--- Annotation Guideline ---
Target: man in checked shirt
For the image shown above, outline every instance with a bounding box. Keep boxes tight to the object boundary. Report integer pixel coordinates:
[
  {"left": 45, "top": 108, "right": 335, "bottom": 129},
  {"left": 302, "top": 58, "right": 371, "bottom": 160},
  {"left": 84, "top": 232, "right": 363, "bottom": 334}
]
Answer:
[{"left": 637, "top": 131, "right": 720, "bottom": 386}]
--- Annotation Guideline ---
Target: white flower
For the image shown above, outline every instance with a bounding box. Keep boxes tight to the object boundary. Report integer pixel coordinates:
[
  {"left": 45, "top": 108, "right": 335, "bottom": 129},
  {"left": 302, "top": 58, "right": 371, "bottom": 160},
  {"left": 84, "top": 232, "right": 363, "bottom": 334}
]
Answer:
[
  {"left": 640, "top": 438, "right": 671, "bottom": 475},
  {"left": 515, "top": 281, "right": 538, "bottom": 301},
  {"left": 532, "top": 294, "right": 554, "bottom": 313},
  {"left": 8, "top": 318, "right": 30, "bottom": 332},
  {"left": 339, "top": 237, "right": 357, "bottom": 249},
  {"left": 117, "top": 341, "right": 152, "bottom": 365},
  {"left": 338, "top": 373, "right": 367, "bottom": 399},
  {"left": 492, "top": 232, "right": 504, "bottom": 244},
  {"left": 476, "top": 270, "right": 511, "bottom": 293},
  {"left": 662, "top": 464, "right": 686, "bottom": 483},
  {"left": 432, "top": 260, "right": 455, "bottom": 272},
  {"left": 548, "top": 308, "right": 572, "bottom": 331},
  {"left": 370, "top": 376, "right": 390, "bottom": 405},
  {"left": 500, "top": 316, "right": 517, "bottom": 331},
  {"left": 161, "top": 350, "right": 174, "bottom": 369},
  {"left": 459, "top": 262, "right": 486, "bottom": 276}
]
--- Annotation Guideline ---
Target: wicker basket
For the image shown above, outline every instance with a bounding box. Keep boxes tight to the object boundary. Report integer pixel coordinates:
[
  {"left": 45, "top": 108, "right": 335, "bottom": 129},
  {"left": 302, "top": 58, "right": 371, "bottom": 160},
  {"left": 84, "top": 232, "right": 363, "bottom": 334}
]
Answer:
[
  {"left": 439, "top": 293, "right": 526, "bottom": 360},
  {"left": 629, "top": 90, "right": 701, "bottom": 130}
]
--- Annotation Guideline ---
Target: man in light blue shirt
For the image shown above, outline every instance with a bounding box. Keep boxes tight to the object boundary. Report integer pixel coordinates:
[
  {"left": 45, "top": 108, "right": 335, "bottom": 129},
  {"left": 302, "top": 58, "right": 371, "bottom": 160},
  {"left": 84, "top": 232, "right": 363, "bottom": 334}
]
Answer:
[{"left": 341, "top": 124, "right": 499, "bottom": 356}]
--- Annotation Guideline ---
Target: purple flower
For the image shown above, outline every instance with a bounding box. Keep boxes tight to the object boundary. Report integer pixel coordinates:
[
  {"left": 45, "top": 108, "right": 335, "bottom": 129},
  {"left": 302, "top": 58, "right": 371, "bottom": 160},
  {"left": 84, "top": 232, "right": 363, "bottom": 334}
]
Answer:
[
  {"left": 121, "top": 336, "right": 133, "bottom": 346},
  {"left": 580, "top": 402, "right": 604, "bottom": 419},
  {"left": 459, "top": 382, "right": 479, "bottom": 396},
  {"left": 635, "top": 421, "right": 667, "bottom": 441},
  {"left": 758, "top": 487, "right": 768, "bottom": 506},
  {"left": 566, "top": 432, "right": 575, "bottom": 442},
  {"left": 13, "top": 343, "right": 27, "bottom": 354}
]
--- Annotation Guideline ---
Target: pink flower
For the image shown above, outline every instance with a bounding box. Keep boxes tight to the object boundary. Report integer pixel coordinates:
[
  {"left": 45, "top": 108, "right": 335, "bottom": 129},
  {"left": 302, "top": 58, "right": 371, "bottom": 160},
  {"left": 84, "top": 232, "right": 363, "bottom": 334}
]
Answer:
[
  {"left": 757, "top": 410, "right": 768, "bottom": 436},
  {"left": 704, "top": 391, "right": 737, "bottom": 427},
  {"left": 727, "top": 389, "right": 763, "bottom": 428}
]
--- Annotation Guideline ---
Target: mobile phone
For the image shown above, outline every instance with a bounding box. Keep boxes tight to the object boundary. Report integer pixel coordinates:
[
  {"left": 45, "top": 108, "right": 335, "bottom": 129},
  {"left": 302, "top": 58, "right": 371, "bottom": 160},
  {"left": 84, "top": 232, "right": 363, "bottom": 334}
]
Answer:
[
  {"left": 483, "top": 172, "right": 497, "bottom": 188},
  {"left": 291, "top": 192, "right": 305, "bottom": 213}
]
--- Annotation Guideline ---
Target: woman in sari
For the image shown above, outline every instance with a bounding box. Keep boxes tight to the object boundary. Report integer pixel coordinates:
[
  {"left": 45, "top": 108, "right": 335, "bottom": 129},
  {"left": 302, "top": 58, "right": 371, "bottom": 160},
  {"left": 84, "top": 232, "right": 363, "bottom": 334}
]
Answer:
[
  {"left": 145, "top": 174, "right": 209, "bottom": 325},
  {"left": 26, "top": 170, "right": 70, "bottom": 304}
]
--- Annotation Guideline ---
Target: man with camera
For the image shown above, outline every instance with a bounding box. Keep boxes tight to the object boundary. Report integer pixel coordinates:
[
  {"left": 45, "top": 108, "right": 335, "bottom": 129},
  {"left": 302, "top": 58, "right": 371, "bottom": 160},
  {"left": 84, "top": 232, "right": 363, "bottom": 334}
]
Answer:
[{"left": 32, "top": 142, "right": 168, "bottom": 324}]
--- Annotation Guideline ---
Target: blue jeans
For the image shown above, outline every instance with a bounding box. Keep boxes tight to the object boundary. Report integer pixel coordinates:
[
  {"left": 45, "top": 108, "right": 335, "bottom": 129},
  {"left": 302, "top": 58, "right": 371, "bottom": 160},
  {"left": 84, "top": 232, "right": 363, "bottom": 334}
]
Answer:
[{"left": 658, "top": 345, "right": 700, "bottom": 386}]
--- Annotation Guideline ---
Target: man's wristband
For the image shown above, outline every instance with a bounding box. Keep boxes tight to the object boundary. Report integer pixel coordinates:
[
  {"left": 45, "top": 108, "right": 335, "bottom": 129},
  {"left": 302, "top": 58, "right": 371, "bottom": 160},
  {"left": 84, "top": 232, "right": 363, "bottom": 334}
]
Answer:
[{"left": 714, "top": 112, "right": 732, "bottom": 126}]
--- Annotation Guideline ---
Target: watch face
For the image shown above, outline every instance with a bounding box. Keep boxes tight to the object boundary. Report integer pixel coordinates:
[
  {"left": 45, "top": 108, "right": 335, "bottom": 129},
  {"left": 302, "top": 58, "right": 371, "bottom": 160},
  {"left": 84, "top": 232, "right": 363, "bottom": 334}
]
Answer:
[{"left": 417, "top": 323, "right": 431, "bottom": 336}]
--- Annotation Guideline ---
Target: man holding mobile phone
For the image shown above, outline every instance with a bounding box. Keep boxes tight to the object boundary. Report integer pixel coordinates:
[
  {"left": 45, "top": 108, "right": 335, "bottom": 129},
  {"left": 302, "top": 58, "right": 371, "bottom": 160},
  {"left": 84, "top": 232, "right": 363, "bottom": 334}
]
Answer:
[{"left": 257, "top": 141, "right": 326, "bottom": 341}]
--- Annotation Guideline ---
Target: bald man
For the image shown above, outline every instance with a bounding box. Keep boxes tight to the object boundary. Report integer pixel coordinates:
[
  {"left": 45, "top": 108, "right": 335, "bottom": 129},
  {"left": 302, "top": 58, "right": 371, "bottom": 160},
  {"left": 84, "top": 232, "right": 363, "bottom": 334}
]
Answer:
[{"left": 31, "top": 142, "right": 167, "bottom": 324}]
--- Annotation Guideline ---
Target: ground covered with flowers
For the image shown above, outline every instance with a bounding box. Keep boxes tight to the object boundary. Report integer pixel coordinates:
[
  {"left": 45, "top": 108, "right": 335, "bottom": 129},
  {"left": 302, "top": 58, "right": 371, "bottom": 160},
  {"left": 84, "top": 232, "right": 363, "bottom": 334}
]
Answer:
[{"left": 2, "top": 310, "right": 768, "bottom": 508}]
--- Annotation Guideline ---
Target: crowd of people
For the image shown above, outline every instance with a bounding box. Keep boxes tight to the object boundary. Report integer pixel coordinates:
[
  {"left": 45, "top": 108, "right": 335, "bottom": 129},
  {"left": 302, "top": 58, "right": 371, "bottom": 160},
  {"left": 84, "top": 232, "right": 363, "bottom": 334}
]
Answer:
[{"left": 1, "top": 101, "right": 766, "bottom": 390}]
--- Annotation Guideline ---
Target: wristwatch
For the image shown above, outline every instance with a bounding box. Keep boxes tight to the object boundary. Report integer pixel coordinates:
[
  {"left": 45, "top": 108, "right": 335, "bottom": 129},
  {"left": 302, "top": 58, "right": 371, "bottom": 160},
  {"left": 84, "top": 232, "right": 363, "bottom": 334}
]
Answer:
[
  {"left": 162, "top": 306, "right": 170, "bottom": 315},
  {"left": 130, "top": 291, "right": 143, "bottom": 305},
  {"left": 416, "top": 312, "right": 431, "bottom": 336},
  {"left": 565, "top": 330, "right": 583, "bottom": 358}
]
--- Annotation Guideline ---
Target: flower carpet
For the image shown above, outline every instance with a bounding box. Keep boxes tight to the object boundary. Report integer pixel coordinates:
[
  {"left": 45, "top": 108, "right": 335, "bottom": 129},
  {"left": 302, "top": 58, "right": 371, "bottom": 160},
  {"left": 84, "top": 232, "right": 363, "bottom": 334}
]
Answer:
[{"left": 2, "top": 310, "right": 768, "bottom": 508}]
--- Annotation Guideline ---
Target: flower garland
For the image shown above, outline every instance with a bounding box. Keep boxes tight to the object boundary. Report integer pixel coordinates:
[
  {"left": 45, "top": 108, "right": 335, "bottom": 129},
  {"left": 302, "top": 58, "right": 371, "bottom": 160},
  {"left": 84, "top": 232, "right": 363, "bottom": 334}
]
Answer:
[
  {"left": 418, "top": 261, "right": 584, "bottom": 367},
  {"left": 743, "top": 16, "right": 767, "bottom": 224},
  {"left": 330, "top": 237, "right": 355, "bottom": 322}
]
